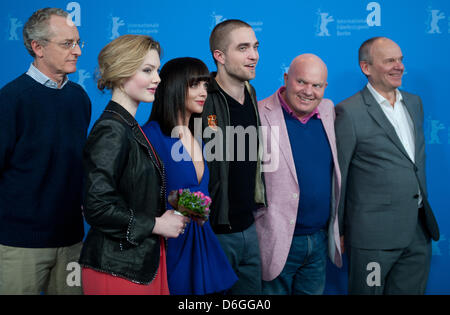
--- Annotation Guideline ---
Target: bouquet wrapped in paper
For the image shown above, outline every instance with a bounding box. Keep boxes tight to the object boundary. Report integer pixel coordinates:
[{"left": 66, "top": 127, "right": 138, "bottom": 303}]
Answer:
[{"left": 168, "top": 189, "right": 212, "bottom": 226}]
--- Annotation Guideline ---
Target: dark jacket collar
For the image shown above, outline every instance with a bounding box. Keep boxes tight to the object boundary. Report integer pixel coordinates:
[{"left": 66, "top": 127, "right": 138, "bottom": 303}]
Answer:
[
  {"left": 208, "top": 72, "right": 221, "bottom": 94},
  {"left": 104, "top": 100, "right": 165, "bottom": 176},
  {"left": 104, "top": 100, "right": 138, "bottom": 127},
  {"left": 360, "top": 86, "right": 414, "bottom": 164},
  {"left": 207, "top": 72, "right": 256, "bottom": 103}
]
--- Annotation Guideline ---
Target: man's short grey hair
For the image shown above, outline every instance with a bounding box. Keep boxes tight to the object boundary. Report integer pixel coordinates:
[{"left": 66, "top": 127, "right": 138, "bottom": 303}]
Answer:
[
  {"left": 23, "top": 8, "right": 69, "bottom": 57},
  {"left": 358, "top": 36, "right": 384, "bottom": 64}
]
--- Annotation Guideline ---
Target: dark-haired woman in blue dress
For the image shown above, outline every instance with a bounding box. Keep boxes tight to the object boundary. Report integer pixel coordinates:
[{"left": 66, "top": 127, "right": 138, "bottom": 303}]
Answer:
[{"left": 142, "top": 57, "right": 237, "bottom": 295}]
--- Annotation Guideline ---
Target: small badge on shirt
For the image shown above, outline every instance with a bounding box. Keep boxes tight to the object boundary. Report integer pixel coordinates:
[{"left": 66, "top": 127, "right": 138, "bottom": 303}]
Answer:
[{"left": 207, "top": 115, "right": 218, "bottom": 131}]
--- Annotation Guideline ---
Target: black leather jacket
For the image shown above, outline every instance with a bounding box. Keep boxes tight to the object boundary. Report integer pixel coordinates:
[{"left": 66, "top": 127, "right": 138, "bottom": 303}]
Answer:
[
  {"left": 79, "top": 101, "right": 166, "bottom": 284},
  {"left": 201, "top": 74, "right": 267, "bottom": 231}
]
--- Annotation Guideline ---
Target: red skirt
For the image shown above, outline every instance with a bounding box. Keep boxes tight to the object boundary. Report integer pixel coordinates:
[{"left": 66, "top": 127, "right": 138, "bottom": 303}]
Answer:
[{"left": 82, "top": 238, "right": 169, "bottom": 295}]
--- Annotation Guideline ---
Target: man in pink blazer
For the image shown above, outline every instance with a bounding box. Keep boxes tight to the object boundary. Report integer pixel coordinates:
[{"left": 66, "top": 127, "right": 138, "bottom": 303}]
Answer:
[{"left": 255, "top": 54, "right": 342, "bottom": 294}]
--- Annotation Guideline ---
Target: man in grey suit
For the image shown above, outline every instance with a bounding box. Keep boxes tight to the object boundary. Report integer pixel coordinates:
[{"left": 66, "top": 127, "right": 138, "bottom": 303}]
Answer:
[{"left": 335, "top": 37, "right": 440, "bottom": 294}]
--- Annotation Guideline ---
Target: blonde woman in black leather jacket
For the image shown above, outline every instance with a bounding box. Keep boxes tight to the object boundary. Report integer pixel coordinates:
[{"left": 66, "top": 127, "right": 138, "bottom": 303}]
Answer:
[{"left": 79, "top": 35, "right": 189, "bottom": 295}]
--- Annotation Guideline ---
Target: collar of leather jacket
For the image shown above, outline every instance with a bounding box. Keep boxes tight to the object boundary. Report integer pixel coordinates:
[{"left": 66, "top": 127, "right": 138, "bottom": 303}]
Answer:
[
  {"left": 104, "top": 100, "right": 138, "bottom": 127},
  {"left": 207, "top": 72, "right": 256, "bottom": 104},
  {"left": 103, "top": 100, "right": 164, "bottom": 173},
  {"left": 207, "top": 72, "right": 220, "bottom": 93}
]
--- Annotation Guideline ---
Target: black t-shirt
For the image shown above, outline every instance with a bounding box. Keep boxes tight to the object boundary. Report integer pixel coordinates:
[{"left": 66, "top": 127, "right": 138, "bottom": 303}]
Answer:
[{"left": 218, "top": 86, "right": 258, "bottom": 233}]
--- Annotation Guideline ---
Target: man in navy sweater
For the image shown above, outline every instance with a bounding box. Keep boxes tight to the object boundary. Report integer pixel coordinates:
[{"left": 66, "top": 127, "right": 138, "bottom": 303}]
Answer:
[
  {"left": 0, "top": 8, "right": 91, "bottom": 294},
  {"left": 255, "top": 54, "right": 342, "bottom": 294}
]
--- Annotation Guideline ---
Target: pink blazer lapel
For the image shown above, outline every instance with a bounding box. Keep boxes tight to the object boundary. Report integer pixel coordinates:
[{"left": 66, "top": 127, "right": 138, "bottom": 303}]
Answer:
[
  {"left": 317, "top": 98, "right": 342, "bottom": 208},
  {"left": 261, "top": 93, "right": 298, "bottom": 185},
  {"left": 317, "top": 99, "right": 337, "bottom": 160}
]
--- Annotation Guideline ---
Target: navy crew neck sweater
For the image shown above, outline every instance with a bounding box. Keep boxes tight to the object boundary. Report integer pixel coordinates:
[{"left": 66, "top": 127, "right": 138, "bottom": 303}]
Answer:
[
  {"left": 282, "top": 108, "right": 333, "bottom": 235},
  {"left": 0, "top": 73, "right": 91, "bottom": 248}
]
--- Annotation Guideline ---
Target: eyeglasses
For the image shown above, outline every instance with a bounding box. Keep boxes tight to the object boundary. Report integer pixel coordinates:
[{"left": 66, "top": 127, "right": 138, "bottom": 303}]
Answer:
[{"left": 44, "top": 39, "right": 85, "bottom": 50}]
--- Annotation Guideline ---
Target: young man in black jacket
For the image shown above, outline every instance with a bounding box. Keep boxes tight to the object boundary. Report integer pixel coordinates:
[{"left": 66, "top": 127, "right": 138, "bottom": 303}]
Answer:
[{"left": 201, "top": 19, "right": 266, "bottom": 295}]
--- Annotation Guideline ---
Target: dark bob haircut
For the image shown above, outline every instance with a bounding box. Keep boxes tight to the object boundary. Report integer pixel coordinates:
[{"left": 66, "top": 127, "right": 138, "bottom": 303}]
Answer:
[{"left": 149, "top": 57, "right": 210, "bottom": 136}]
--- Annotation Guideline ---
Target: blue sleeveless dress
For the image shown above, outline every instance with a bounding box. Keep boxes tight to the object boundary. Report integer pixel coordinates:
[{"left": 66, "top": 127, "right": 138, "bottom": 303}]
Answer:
[{"left": 143, "top": 121, "right": 237, "bottom": 295}]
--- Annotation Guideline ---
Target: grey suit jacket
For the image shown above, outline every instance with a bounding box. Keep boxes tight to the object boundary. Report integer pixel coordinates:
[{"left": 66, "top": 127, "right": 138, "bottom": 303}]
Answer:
[{"left": 335, "top": 87, "right": 439, "bottom": 250}]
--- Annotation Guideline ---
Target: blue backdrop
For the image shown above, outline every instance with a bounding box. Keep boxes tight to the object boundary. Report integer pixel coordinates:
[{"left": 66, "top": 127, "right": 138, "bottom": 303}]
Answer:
[{"left": 1, "top": 0, "right": 449, "bottom": 294}]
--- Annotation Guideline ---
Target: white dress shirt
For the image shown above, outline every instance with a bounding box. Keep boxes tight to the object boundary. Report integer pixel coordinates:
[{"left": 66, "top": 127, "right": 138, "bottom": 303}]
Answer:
[{"left": 26, "top": 63, "right": 69, "bottom": 89}]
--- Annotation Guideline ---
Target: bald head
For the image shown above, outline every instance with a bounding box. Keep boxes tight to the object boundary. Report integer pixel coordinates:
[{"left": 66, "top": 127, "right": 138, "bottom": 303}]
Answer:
[
  {"left": 288, "top": 54, "right": 328, "bottom": 81},
  {"left": 281, "top": 54, "right": 328, "bottom": 119}
]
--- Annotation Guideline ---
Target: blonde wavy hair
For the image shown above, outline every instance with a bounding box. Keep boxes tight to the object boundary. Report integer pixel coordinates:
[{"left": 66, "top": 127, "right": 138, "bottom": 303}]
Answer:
[{"left": 96, "top": 35, "right": 161, "bottom": 91}]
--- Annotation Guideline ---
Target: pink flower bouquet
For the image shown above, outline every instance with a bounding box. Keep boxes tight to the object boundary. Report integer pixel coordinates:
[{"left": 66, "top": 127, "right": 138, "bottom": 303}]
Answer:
[{"left": 168, "top": 189, "right": 212, "bottom": 226}]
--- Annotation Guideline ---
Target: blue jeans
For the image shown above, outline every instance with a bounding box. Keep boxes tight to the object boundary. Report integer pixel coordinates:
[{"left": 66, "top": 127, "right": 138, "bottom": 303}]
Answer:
[
  {"left": 262, "top": 230, "right": 327, "bottom": 295},
  {"left": 215, "top": 223, "right": 262, "bottom": 295}
]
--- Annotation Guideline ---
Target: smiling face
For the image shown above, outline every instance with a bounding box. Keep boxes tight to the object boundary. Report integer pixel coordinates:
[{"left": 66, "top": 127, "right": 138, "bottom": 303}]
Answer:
[
  {"left": 215, "top": 27, "right": 259, "bottom": 82},
  {"left": 122, "top": 49, "right": 161, "bottom": 104},
  {"left": 33, "top": 15, "right": 81, "bottom": 82},
  {"left": 361, "top": 38, "right": 404, "bottom": 95},
  {"left": 282, "top": 54, "right": 328, "bottom": 119}
]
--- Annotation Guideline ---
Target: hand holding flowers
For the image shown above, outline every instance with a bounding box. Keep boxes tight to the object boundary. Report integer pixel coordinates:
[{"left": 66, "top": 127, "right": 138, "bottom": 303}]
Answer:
[{"left": 168, "top": 189, "right": 211, "bottom": 226}]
